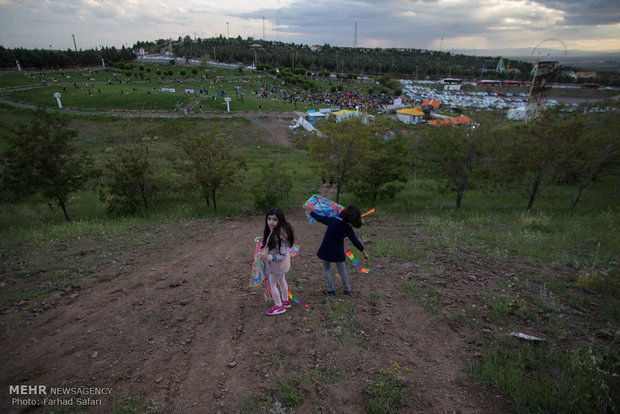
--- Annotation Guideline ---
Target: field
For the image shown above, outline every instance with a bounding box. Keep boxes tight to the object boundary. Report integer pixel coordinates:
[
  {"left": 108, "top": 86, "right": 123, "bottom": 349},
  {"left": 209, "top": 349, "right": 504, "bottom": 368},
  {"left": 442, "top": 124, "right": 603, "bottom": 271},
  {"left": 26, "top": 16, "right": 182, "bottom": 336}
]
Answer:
[{"left": 0, "top": 65, "right": 618, "bottom": 414}]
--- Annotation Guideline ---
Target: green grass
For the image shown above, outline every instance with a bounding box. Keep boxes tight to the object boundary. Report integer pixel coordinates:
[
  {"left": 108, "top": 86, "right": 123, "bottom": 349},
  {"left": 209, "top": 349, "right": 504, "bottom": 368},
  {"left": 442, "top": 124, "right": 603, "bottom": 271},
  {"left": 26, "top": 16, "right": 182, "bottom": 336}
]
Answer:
[
  {"left": 364, "top": 360, "right": 410, "bottom": 414},
  {"left": 465, "top": 339, "right": 619, "bottom": 414},
  {"left": 377, "top": 178, "right": 619, "bottom": 271},
  {"left": 323, "top": 299, "right": 360, "bottom": 346},
  {"left": 240, "top": 365, "right": 348, "bottom": 411},
  {"left": 0, "top": 65, "right": 332, "bottom": 112},
  {"left": 108, "top": 393, "right": 149, "bottom": 414}
]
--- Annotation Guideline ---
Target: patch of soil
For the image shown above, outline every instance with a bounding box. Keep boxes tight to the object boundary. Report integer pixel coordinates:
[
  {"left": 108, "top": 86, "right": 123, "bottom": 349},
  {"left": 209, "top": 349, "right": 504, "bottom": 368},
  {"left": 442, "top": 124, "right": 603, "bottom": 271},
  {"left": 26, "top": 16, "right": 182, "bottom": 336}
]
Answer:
[
  {"left": 246, "top": 115, "right": 297, "bottom": 150},
  {"left": 0, "top": 183, "right": 518, "bottom": 413}
]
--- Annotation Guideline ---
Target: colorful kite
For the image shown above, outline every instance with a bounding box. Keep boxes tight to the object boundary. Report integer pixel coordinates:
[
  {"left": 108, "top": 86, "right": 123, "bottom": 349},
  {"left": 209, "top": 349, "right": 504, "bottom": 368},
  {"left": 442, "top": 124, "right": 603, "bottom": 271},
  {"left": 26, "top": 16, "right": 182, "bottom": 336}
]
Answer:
[
  {"left": 249, "top": 236, "right": 309, "bottom": 306},
  {"left": 250, "top": 237, "right": 301, "bottom": 287},
  {"left": 249, "top": 237, "right": 267, "bottom": 287},
  {"left": 304, "top": 194, "right": 375, "bottom": 222},
  {"left": 303, "top": 194, "right": 343, "bottom": 223},
  {"left": 289, "top": 244, "right": 301, "bottom": 257}
]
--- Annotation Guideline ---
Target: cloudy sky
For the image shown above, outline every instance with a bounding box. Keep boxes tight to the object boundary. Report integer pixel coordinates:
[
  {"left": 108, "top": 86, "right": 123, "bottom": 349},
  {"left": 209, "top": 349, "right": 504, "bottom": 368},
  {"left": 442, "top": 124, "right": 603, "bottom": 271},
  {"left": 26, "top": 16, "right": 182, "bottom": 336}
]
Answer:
[{"left": 0, "top": 0, "right": 618, "bottom": 57}]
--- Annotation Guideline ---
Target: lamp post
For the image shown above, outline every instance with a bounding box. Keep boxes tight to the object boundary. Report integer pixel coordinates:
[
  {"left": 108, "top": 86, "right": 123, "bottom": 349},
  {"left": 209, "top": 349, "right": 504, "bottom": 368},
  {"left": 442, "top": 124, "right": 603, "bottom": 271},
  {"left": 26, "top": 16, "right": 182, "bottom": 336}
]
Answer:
[{"left": 54, "top": 92, "right": 62, "bottom": 109}]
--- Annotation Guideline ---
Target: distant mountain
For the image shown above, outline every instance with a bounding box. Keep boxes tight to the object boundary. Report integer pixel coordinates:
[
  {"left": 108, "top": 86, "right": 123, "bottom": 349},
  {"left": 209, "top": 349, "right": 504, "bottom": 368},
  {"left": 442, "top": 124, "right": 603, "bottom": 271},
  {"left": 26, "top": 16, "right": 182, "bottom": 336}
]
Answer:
[{"left": 452, "top": 48, "right": 620, "bottom": 72}]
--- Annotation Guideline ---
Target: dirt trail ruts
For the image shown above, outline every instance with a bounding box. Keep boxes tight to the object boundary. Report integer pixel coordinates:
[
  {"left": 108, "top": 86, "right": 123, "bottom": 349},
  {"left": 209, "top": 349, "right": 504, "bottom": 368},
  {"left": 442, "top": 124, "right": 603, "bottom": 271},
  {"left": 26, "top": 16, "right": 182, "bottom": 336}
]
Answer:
[{"left": 0, "top": 185, "right": 513, "bottom": 413}]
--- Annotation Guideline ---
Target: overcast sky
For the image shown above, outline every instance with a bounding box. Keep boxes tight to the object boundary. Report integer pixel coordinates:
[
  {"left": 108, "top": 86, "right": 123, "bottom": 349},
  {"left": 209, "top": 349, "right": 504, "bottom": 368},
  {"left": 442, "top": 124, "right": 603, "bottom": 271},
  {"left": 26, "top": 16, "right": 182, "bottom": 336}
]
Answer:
[{"left": 1, "top": 0, "right": 618, "bottom": 58}]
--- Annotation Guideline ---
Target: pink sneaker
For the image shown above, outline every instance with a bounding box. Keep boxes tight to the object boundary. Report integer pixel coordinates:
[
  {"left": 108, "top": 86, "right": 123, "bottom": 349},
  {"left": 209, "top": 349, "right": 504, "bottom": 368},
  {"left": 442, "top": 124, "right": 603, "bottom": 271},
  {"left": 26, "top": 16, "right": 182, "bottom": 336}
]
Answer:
[
  {"left": 266, "top": 305, "right": 286, "bottom": 316},
  {"left": 282, "top": 300, "right": 291, "bottom": 308}
]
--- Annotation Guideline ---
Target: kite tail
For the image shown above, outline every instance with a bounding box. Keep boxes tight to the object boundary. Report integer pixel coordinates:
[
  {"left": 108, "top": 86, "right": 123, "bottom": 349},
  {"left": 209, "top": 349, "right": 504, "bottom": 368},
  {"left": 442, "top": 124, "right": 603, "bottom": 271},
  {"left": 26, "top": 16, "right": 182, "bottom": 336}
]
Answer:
[
  {"left": 344, "top": 247, "right": 374, "bottom": 273},
  {"left": 261, "top": 271, "right": 273, "bottom": 301},
  {"left": 260, "top": 282, "right": 272, "bottom": 301},
  {"left": 288, "top": 290, "right": 309, "bottom": 308},
  {"left": 297, "top": 252, "right": 308, "bottom": 268},
  {"left": 361, "top": 208, "right": 375, "bottom": 217}
]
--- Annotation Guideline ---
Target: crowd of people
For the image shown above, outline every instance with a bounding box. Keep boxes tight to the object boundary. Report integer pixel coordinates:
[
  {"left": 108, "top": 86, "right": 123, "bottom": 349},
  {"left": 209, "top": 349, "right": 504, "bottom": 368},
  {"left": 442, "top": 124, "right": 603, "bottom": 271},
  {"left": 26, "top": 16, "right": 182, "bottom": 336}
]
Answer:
[
  {"left": 252, "top": 80, "right": 397, "bottom": 112},
  {"left": 34, "top": 70, "right": 399, "bottom": 113}
]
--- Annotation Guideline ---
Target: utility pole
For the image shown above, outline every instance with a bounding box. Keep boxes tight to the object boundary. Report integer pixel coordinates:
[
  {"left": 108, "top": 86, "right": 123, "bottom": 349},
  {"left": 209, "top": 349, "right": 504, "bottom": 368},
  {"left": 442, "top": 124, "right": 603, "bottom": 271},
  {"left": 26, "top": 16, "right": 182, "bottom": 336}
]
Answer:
[
  {"left": 226, "top": 22, "right": 229, "bottom": 39},
  {"left": 71, "top": 34, "right": 78, "bottom": 52}
]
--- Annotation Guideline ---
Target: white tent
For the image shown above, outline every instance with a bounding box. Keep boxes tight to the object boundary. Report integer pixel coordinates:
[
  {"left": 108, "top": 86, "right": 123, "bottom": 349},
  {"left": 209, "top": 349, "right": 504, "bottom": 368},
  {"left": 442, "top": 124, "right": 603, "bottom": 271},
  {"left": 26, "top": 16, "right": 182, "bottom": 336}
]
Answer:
[
  {"left": 507, "top": 106, "right": 526, "bottom": 120},
  {"left": 332, "top": 110, "right": 362, "bottom": 122}
]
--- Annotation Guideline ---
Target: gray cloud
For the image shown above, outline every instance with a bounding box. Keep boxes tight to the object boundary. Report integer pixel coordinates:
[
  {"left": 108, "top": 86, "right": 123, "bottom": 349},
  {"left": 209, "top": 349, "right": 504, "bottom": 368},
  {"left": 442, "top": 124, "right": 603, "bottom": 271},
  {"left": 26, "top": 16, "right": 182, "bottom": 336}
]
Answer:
[
  {"left": 0, "top": 0, "right": 618, "bottom": 53},
  {"left": 232, "top": 0, "right": 572, "bottom": 48},
  {"left": 532, "top": 0, "right": 620, "bottom": 25}
]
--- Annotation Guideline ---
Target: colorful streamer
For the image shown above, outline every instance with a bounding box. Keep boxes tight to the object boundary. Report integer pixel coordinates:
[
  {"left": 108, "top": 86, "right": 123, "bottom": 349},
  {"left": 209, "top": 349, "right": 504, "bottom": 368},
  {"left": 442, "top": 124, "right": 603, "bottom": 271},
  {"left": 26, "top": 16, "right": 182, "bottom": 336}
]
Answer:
[
  {"left": 288, "top": 290, "right": 309, "bottom": 308},
  {"left": 361, "top": 208, "right": 375, "bottom": 217},
  {"left": 344, "top": 247, "right": 374, "bottom": 274}
]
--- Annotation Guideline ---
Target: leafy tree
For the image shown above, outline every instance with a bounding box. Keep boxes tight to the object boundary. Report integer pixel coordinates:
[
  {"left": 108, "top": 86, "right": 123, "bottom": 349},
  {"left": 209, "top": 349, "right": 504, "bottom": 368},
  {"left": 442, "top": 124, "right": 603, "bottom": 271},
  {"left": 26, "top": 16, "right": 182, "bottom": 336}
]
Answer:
[
  {"left": 250, "top": 162, "right": 293, "bottom": 212},
  {"left": 181, "top": 133, "right": 246, "bottom": 211},
  {"left": 500, "top": 111, "right": 584, "bottom": 209},
  {"left": 309, "top": 118, "right": 371, "bottom": 203},
  {"left": 350, "top": 133, "right": 409, "bottom": 202},
  {"left": 419, "top": 123, "right": 489, "bottom": 208},
  {"left": 0, "top": 108, "right": 91, "bottom": 221},
  {"left": 99, "top": 145, "right": 150, "bottom": 216},
  {"left": 556, "top": 113, "right": 620, "bottom": 208}
]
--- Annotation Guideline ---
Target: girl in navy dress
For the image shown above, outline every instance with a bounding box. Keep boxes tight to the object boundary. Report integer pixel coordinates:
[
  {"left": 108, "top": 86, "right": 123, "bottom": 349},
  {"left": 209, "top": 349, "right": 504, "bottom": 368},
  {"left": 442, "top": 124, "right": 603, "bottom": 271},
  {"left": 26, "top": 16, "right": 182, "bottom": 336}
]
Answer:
[{"left": 303, "top": 203, "right": 369, "bottom": 295}]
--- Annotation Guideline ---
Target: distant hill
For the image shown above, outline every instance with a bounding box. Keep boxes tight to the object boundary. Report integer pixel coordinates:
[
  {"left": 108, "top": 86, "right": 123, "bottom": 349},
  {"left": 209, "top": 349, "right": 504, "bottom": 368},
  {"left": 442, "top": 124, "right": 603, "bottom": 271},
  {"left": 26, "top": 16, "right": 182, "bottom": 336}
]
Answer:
[
  {"left": 2, "top": 39, "right": 618, "bottom": 85},
  {"left": 453, "top": 48, "right": 620, "bottom": 72}
]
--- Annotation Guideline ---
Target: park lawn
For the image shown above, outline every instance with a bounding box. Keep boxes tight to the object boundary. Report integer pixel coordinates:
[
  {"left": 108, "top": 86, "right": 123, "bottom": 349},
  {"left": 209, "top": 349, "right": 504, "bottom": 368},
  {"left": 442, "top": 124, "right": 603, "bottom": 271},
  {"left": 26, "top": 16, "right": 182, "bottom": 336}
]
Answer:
[{"left": 0, "top": 65, "right": 337, "bottom": 112}]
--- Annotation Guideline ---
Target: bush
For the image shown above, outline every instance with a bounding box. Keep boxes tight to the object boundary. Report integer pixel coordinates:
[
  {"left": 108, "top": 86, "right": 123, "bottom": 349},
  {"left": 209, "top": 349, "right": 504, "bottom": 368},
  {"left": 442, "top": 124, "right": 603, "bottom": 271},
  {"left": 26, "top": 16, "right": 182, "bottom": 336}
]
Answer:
[{"left": 250, "top": 162, "right": 292, "bottom": 212}]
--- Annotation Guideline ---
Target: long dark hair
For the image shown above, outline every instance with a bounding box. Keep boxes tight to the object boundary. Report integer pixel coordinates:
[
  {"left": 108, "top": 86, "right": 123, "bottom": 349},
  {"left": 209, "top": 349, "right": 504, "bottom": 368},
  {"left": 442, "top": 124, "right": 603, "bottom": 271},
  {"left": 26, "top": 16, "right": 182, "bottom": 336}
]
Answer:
[
  {"left": 339, "top": 204, "right": 363, "bottom": 228},
  {"left": 261, "top": 207, "right": 295, "bottom": 251}
]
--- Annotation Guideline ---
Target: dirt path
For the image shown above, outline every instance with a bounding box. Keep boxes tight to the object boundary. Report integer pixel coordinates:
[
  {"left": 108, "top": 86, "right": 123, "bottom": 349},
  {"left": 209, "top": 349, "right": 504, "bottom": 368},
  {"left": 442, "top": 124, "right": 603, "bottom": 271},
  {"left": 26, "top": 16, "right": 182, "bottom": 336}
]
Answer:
[{"left": 0, "top": 180, "right": 514, "bottom": 413}]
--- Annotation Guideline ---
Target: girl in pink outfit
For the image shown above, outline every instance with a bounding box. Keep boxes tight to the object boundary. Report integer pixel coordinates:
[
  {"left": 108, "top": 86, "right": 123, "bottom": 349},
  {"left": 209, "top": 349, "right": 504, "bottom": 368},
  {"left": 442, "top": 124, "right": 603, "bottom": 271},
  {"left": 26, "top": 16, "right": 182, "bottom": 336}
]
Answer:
[{"left": 260, "top": 207, "right": 295, "bottom": 316}]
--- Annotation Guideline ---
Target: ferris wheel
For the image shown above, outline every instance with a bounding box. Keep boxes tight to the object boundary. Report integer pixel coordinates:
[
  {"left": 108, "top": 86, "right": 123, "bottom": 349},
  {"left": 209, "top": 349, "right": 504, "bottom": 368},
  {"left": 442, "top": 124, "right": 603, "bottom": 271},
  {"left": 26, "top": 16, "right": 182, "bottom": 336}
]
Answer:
[{"left": 531, "top": 38, "right": 568, "bottom": 63}]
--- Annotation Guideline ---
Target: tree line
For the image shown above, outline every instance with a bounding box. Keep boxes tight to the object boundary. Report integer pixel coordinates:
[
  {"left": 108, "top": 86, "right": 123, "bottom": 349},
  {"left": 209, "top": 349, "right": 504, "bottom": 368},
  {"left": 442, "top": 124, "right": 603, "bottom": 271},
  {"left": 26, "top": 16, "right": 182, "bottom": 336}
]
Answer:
[
  {"left": 4, "top": 37, "right": 618, "bottom": 86},
  {"left": 0, "top": 109, "right": 249, "bottom": 221},
  {"left": 1, "top": 109, "right": 617, "bottom": 222},
  {"left": 152, "top": 36, "right": 619, "bottom": 85},
  {"left": 305, "top": 113, "right": 618, "bottom": 209},
  {"left": 0, "top": 46, "right": 136, "bottom": 70}
]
